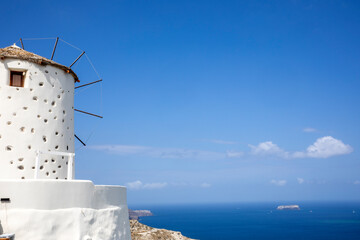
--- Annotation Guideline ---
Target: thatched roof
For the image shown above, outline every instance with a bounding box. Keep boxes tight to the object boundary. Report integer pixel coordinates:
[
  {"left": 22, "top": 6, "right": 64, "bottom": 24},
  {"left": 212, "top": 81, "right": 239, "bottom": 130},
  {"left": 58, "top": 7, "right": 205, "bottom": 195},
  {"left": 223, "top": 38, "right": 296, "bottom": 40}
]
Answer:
[{"left": 0, "top": 44, "right": 79, "bottom": 82}]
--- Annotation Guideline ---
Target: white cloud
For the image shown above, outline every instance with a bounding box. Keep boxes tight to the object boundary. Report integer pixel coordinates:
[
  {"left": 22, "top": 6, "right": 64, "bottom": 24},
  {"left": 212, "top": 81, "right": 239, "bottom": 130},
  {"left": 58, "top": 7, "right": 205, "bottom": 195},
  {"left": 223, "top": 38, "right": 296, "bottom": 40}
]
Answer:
[
  {"left": 303, "top": 127, "right": 317, "bottom": 133},
  {"left": 270, "top": 179, "right": 287, "bottom": 186},
  {"left": 91, "top": 145, "right": 226, "bottom": 160},
  {"left": 143, "top": 182, "right": 168, "bottom": 189},
  {"left": 91, "top": 145, "right": 150, "bottom": 155},
  {"left": 126, "top": 180, "right": 168, "bottom": 190},
  {"left": 126, "top": 180, "right": 143, "bottom": 190},
  {"left": 299, "top": 136, "right": 353, "bottom": 158},
  {"left": 169, "top": 182, "right": 188, "bottom": 187},
  {"left": 200, "top": 183, "right": 211, "bottom": 188},
  {"left": 354, "top": 180, "right": 360, "bottom": 185},
  {"left": 249, "top": 141, "right": 289, "bottom": 158},
  {"left": 292, "top": 151, "right": 306, "bottom": 158},
  {"left": 250, "top": 136, "right": 352, "bottom": 159},
  {"left": 209, "top": 139, "right": 238, "bottom": 145},
  {"left": 226, "top": 151, "right": 244, "bottom": 158},
  {"left": 91, "top": 144, "right": 247, "bottom": 160},
  {"left": 92, "top": 136, "right": 352, "bottom": 161},
  {"left": 297, "top": 178, "right": 305, "bottom": 184},
  {"left": 127, "top": 181, "right": 212, "bottom": 189}
]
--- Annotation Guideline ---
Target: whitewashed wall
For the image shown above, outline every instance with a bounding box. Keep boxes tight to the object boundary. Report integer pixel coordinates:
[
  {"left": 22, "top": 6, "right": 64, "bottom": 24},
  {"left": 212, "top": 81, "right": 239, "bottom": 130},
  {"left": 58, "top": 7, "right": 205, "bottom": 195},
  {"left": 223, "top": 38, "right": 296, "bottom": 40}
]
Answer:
[
  {"left": 0, "top": 58, "right": 75, "bottom": 180},
  {"left": 0, "top": 180, "right": 131, "bottom": 240}
]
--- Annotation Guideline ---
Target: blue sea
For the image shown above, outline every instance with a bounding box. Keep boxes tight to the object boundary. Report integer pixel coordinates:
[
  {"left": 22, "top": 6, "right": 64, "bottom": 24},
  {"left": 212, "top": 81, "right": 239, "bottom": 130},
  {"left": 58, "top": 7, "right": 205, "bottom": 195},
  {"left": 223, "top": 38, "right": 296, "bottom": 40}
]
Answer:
[{"left": 131, "top": 202, "right": 360, "bottom": 240}]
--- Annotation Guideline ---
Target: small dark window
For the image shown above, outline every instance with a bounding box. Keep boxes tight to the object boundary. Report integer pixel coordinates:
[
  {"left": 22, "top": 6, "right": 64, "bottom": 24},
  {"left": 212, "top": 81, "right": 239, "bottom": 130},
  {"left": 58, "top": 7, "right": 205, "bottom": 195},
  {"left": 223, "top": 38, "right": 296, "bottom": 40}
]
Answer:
[
  {"left": 1, "top": 198, "right": 10, "bottom": 203},
  {"left": 10, "top": 71, "right": 25, "bottom": 87}
]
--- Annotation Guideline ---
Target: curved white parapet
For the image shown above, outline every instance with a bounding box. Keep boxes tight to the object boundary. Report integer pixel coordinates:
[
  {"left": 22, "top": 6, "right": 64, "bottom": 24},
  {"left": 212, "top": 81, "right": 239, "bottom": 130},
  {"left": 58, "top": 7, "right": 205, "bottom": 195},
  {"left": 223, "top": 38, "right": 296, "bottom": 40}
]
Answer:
[
  {"left": 1, "top": 207, "right": 130, "bottom": 240},
  {"left": 0, "top": 180, "right": 129, "bottom": 210},
  {"left": 0, "top": 180, "right": 131, "bottom": 240}
]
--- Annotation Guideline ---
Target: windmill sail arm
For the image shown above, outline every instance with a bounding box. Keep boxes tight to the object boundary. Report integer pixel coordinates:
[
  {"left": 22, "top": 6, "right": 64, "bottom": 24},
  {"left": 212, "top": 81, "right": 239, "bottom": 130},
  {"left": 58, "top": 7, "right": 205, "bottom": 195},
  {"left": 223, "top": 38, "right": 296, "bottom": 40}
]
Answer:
[
  {"left": 75, "top": 79, "right": 102, "bottom": 89},
  {"left": 74, "top": 109, "right": 103, "bottom": 118}
]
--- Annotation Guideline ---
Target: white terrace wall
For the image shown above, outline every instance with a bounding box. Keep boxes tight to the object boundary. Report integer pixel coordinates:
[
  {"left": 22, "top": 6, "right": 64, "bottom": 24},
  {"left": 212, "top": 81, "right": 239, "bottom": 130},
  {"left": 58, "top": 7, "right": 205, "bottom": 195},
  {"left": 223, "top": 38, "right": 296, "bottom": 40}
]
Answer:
[{"left": 0, "top": 58, "right": 75, "bottom": 180}]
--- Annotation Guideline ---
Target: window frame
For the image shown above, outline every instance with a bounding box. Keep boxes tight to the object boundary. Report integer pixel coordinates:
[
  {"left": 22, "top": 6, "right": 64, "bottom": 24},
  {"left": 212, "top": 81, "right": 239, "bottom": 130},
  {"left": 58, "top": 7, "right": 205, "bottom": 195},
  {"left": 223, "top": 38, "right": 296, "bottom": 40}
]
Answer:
[{"left": 9, "top": 70, "right": 25, "bottom": 87}]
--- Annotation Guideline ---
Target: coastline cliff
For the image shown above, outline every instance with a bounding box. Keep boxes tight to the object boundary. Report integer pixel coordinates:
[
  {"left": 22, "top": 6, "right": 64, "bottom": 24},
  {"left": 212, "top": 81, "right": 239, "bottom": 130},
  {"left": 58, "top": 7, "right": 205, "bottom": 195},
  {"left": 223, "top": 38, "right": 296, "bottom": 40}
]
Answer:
[
  {"left": 130, "top": 220, "right": 195, "bottom": 240},
  {"left": 129, "top": 209, "right": 153, "bottom": 220}
]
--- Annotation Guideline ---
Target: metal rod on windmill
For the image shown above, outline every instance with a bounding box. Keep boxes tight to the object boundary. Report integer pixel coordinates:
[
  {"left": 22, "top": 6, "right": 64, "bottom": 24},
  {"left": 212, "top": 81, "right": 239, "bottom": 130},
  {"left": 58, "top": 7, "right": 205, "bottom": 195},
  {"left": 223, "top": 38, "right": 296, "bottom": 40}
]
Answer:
[
  {"left": 74, "top": 134, "right": 86, "bottom": 146},
  {"left": 74, "top": 109, "right": 103, "bottom": 118},
  {"left": 70, "top": 51, "right": 85, "bottom": 68},
  {"left": 20, "top": 38, "right": 24, "bottom": 50},
  {"left": 51, "top": 37, "right": 59, "bottom": 60},
  {"left": 75, "top": 79, "right": 103, "bottom": 89}
]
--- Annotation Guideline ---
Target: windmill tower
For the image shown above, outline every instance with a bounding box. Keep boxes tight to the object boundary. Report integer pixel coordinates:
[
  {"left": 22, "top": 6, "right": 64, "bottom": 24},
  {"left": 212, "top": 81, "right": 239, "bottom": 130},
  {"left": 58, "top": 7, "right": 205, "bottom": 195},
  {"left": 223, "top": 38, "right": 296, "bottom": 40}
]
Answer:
[
  {"left": 0, "top": 43, "right": 131, "bottom": 240},
  {"left": 0, "top": 44, "right": 76, "bottom": 180}
]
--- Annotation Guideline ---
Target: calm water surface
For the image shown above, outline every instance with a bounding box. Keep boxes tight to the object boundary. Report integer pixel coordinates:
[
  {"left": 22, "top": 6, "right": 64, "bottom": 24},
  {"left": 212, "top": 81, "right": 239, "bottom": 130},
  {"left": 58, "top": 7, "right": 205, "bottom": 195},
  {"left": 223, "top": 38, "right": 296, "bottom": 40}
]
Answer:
[{"left": 130, "top": 202, "right": 360, "bottom": 240}]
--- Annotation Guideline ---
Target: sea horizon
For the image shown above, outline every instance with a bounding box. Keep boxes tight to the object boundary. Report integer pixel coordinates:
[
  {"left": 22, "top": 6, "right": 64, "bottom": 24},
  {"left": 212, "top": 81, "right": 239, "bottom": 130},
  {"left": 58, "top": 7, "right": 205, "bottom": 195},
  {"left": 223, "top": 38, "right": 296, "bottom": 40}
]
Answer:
[
  {"left": 129, "top": 200, "right": 360, "bottom": 208},
  {"left": 129, "top": 201, "right": 360, "bottom": 240}
]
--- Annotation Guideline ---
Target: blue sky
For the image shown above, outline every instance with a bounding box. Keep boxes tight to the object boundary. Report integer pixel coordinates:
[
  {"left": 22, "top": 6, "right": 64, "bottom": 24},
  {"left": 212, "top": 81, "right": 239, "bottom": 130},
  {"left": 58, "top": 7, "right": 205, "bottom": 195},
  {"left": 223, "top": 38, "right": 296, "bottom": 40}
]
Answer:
[{"left": 2, "top": 0, "right": 360, "bottom": 204}]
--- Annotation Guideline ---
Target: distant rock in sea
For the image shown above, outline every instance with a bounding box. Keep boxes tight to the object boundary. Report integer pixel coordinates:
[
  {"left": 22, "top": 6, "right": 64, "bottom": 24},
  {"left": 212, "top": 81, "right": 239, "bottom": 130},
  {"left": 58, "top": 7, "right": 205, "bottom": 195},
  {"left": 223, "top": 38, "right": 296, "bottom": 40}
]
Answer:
[
  {"left": 129, "top": 209, "right": 154, "bottom": 220},
  {"left": 277, "top": 205, "right": 300, "bottom": 210},
  {"left": 130, "top": 220, "right": 195, "bottom": 240}
]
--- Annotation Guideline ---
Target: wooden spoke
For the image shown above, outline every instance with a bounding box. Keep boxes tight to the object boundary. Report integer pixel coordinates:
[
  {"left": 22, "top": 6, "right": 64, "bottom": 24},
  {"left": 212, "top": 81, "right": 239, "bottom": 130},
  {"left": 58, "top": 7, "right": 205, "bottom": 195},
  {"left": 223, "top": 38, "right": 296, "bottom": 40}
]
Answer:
[
  {"left": 74, "top": 109, "right": 103, "bottom": 118},
  {"left": 20, "top": 38, "right": 24, "bottom": 49},
  {"left": 75, "top": 79, "right": 102, "bottom": 89},
  {"left": 70, "top": 51, "right": 85, "bottom": 68},
  {"left": 74, "top": 134, "right": 86, "bottom": 146},
  {"left": 51, "top": 37, "right": 59, "bottom": 60}
]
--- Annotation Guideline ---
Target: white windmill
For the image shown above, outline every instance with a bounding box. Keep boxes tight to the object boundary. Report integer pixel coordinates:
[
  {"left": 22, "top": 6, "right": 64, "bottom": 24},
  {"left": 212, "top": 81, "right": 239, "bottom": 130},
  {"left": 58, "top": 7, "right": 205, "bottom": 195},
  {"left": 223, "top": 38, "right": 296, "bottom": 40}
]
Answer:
[{"left": 0, "top": 40, "right": 131, "bottom": 240}]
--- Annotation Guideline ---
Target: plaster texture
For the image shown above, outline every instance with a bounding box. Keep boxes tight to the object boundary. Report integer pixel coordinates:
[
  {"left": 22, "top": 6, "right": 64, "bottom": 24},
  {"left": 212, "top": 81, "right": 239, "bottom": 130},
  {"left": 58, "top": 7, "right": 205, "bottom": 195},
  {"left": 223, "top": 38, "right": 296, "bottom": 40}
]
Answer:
[
  {"left": 0, "top": 56, "right": 75, "bottom": 180},
  {"left": 0, "top": 207, "right": 130, "bottom": 240},
  {"left": 0, "top": 180, "right": 127, "bottom": 210},
  {"left": 0, "top": 180, "right": 131, "bottom": 240}
]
